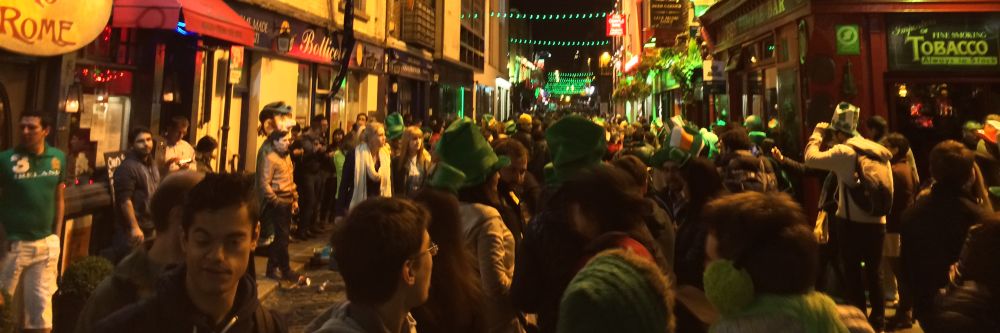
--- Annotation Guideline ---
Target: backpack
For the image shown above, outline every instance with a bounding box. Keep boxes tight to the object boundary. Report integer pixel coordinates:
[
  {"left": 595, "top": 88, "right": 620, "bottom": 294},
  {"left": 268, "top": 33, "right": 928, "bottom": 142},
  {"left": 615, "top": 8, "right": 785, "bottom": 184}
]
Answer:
[
  {"left": 844, "top": 143, "right": 894, "bottom": 217},
  {"left": 722, "top": 154, "right": 779, "bottom": 193}
]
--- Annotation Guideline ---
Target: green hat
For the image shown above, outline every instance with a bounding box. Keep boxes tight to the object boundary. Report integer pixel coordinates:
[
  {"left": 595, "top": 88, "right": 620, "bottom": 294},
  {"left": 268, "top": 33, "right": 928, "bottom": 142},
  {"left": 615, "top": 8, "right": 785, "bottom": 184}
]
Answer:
[
  {"left": 744, "top": 115, "right": 763, "bottom": 132},
  {"left": 427, "top": 162, "right": 467, "bottom": 194},
  {"left": 558, "top": 249, "right": 672, "bottom": 333},
  {"left": 505, "top": 120, "right": 517, "bottom": 135},
  {"left": 545, "top": 115, "right": 607, "bottom": 185},
  {"left": 482, "top": 113, "right": 495, "bottom": 126},
  {"left": 386, "top": 113, "right": 405, "bottom": 140},
  {"left": 749, "top": 131, "right": 767, "bottom": 146},
  {"left": 650, "top": 126, "right": 706, "bottom": 167},
  {"left": 435, "top": 118, "right": 511, "bottom": 187}
]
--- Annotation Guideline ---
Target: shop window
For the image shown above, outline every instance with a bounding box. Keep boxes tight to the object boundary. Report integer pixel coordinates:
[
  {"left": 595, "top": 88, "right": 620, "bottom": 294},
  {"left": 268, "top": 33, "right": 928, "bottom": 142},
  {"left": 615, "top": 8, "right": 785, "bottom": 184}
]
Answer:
[
  {"left": 891, "top": 82, "right": 1000, "bottom": 177},
  {"left": 80, "top": 27, "right": 136, "bottom": 65}
]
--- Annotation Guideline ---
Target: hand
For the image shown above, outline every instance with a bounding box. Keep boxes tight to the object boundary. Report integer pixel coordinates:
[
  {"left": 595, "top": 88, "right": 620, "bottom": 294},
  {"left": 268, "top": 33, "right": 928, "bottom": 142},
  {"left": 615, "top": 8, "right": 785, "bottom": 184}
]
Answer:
[
  {"left": 814, "top": 122, "right": 830, "bottom": 130},
  {"left": 771, "top": 147, "right": 785, "bottom": 162},
  {"left": 165, "top": 157, "right": 180, "bottom": 166},
  {"left": 291, "top": 201, "right": 300, "bottom": 215},
  {"left": 128, "top": 226, "right": 145, "bottom": 247}
]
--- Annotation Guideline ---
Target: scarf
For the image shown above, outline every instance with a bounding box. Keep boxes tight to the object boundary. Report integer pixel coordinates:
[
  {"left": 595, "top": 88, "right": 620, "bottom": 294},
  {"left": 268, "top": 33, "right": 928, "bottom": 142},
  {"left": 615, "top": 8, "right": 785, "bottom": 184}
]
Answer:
[{"left": 350, "top": 142, "right": 392, "bottom": 210}]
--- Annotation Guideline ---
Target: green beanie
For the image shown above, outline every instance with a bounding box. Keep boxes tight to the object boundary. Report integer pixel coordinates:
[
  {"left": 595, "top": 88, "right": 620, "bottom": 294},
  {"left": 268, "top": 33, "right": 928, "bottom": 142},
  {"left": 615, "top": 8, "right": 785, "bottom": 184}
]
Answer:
[{"left": 386, "top": 113, "right": 405, "bottom": 140}]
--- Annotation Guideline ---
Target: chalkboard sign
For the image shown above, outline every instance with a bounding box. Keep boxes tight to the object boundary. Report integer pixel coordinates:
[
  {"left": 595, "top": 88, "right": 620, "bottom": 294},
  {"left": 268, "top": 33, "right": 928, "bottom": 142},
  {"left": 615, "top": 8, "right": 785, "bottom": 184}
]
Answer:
[
  {"left": 887, "top": 14, "right": 1000, "bottom": 71},
  {"left": 104, "top": 151, "right": 126, "bottom": 202},
  {"left": 650, "top": 0, "right": 686, "bottom": 30}
]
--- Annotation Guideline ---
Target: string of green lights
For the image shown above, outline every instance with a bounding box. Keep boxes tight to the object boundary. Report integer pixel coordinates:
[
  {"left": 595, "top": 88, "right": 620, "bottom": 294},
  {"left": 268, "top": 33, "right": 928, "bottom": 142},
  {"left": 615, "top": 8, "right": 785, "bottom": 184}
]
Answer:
[
  {"left": 548, "top": 72, "right": 594, "bottom": 78},
  {"left": 510, "top": 38, "right": 610, "bottom": 47},
  {"left": 489, "top": 11, "right": 610, "bottom": 20}
]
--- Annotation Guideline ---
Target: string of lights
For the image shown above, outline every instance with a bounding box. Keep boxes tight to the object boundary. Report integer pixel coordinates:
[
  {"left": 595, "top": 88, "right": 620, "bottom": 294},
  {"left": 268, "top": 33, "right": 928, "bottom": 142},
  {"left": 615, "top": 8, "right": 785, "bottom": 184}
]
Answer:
[
  {"left": 489, "top": 11, "right": 611, "bottom": 20},
  {"left": 548, "top": 72, "right": 594, "bottom": 78},
  {"left": 510, "top": 38, "right": 610, "bottom": 47}
]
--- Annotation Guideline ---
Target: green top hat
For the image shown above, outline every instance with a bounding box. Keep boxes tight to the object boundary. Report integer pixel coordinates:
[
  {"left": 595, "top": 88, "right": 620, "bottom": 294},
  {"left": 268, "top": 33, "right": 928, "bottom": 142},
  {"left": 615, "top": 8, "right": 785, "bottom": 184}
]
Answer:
[
  {"left": 744, "top": 115, "right": 764, "bottom": 132},
  {"left": 545, "top": 115, "right": 607, "bottom": 185},
  {"left": 435, "top": 118, "right": 511, "bottom": 187},
  {"left": 749, "top": 131, "right": 767, "bottom": 146},
  {"left": 427, "top": 162, "right": 467, "bottom": 194},
  {"left": 386, "top": 113, "right": 405, "bottom": 140}
]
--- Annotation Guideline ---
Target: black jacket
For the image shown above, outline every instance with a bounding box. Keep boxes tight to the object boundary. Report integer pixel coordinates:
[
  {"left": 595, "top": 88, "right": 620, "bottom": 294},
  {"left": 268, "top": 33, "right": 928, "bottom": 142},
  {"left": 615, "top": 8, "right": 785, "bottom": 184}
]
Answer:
[
  {"left": 94, "top": 265, "right": 285, "bottom": 333},
  {"left": 510, "top": 208, "right": 586, "bottom": 333},
  {"left": 926, "top": 282, "right": 1000, "bottom": 333},
  {"left": 900, "top": 185, "right": 987, "bottom": 320}
]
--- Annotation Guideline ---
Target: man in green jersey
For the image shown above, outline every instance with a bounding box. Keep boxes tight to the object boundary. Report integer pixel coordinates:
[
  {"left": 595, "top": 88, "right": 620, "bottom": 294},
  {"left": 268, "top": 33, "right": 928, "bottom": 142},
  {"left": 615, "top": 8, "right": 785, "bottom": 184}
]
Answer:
[{"left": 0, "top": 111, "right": 66, "bottom": 333}]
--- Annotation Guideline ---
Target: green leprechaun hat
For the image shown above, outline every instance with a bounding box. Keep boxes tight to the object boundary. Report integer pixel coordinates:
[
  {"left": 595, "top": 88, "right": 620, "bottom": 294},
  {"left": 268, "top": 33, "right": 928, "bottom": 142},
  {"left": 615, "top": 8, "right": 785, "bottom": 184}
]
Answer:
[
  {"left": 545, "top": 115, "right": 607, "bottom": 185},
  {"left": 427, "top": 162, "right": 467, "bottom": 194},
  {"left": 385, "top": 112, "right": 405, "bottom": 140},
  {"left": 435, "top": 118, "right": 511, "bottom": 187}
]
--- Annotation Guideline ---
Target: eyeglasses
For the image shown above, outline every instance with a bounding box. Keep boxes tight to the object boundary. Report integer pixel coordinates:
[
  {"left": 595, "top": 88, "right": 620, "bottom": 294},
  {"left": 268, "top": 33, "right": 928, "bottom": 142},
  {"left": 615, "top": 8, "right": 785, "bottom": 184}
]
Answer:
[{"left": 412, "top": 242, "right": 439, "bottom": 259}]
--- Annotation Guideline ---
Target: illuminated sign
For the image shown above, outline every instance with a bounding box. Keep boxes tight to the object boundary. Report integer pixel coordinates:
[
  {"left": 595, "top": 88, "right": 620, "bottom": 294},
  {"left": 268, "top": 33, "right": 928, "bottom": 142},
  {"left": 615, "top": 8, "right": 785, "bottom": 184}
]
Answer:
[
  {"left": 606, "top": 13, "right": 625, "bottom": 37},
  {"left": 888, "top": 14, "right": 1000, "bottom": 70},
  {"left": 0, "top": 0, "right": 113, "bottom": 56}
]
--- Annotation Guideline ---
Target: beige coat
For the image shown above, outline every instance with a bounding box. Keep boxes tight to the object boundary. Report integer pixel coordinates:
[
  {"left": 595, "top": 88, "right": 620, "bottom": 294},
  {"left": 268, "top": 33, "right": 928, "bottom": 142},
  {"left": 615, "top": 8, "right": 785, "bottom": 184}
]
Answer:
[{"left": 459, "top": 203, "right": 523, "bottom": 333}]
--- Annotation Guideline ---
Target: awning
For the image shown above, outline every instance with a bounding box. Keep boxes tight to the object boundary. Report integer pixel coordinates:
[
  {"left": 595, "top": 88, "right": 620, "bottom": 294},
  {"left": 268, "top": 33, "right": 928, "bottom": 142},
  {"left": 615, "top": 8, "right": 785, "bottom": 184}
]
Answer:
[{"left": 112, "top": 0, "right": 255, "bottom": 46}]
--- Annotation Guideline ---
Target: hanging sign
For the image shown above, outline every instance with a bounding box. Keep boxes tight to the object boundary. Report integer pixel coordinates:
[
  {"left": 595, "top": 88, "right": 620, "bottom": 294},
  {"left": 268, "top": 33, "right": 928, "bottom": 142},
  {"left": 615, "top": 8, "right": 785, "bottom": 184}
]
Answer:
[
  {"left": 835, "top": 25, "right": 861, "bottom": 55},
  {"left": 0, "top": 0, "right": 113, "bottom": 56},
  {"left": 887, "top": 14, "right": 1000, "bottom": 70},
  {"left": 229, "top": 46, "right": 244, "bottom": 84},
  {"left": 606, "top": 13, "right": 625, "bottom": 37}
]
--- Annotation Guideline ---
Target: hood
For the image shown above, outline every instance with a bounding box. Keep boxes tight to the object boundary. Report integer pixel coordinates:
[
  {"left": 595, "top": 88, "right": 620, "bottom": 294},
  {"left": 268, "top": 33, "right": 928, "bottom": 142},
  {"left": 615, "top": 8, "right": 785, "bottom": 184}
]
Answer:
[
  {"left": 149, "top": 265, "right": 261, "bottom": 333},
  {"left": 845, "top": 136, "right": 892, "bottom": 161}
]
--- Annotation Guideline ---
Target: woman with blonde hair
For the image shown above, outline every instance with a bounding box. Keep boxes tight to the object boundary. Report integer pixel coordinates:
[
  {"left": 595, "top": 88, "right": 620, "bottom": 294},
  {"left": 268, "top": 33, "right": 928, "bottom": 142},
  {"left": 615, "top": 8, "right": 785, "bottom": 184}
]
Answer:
[
  {"left": 393, "top": 126, "right": 434, "bottom": 197},
  {"left": 337, "top": 121, "right": 392, "bottom": 212}
]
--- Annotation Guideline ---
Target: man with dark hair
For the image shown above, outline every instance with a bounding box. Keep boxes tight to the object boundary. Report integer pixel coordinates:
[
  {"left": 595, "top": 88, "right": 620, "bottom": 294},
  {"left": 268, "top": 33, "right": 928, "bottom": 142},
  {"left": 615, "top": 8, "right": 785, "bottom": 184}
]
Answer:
[
  {"left": 311, "top": 197, "right": 434, "bottom": 333},
  {"left": 494, "top": 139, "right": 536, "bottom": 245},
  {"left": 0, "top": 111, "right": 65, "bottom": 333},
  {"left": 113, "top": 127, "right": 161, "bottom": 256},
  {"left": 901, "top": 140, "right": 988, "bottom": 327},
  {"left": 294, "top": 116, "right": 331, "bottom": 238},
  {"left": 96, "top": 173, "right": 284, "bottom": 333},
  {"left": 76, "top": 171, "right": 205, "bottom": 333},
  {"left": 718, "top": 125, "right": 778, "bottom": 193},
  {"left": 158, "top": 116, "right": 195, "bottom": 174},
  {"left": 702, "top": 192, "right": 873, "bottom": 332},
  {"left": 928, "top": 220, "right": 1000, "bottom": 332},
  {"left": 255, "top": 102, "right": 294, "bottom": 245}
]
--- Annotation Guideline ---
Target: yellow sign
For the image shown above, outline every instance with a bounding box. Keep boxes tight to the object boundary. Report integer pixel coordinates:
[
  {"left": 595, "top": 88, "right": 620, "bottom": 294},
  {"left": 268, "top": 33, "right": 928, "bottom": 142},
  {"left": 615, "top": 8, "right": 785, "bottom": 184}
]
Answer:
[{"left": 0, "top": 0, "right": 113, "bottom": 56}]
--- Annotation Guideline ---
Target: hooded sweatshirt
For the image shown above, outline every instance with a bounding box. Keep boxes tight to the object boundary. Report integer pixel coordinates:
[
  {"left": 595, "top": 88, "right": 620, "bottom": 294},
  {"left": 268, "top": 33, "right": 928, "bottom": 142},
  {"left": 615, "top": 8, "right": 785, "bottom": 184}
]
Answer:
[
  {"left": 805, "top": 131, "right": 893, "bottom": 224},
  {"left": 93, "top": 265, "right": 285, "bottom": 333},
  {"left": 76, "top": 244, "right": 167, "bottom": 333}
]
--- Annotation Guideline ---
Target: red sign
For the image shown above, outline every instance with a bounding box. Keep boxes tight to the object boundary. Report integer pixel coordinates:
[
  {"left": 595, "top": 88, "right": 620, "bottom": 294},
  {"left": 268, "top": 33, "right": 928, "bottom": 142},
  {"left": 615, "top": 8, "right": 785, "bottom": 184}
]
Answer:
[{"left": 607, "top": 13, "right": 626, "bottom": 37}]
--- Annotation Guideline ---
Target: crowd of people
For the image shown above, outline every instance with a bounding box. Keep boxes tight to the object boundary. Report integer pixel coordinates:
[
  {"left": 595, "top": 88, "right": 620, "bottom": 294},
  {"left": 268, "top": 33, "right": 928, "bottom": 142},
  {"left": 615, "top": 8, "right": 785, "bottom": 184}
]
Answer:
[{"left": 0, "top": 99, "right": 999, "bottom": 333}]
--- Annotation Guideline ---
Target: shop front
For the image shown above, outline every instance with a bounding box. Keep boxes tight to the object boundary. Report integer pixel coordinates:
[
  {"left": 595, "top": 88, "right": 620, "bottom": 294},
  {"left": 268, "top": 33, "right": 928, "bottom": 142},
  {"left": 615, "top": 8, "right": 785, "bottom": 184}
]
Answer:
[
  {"left": 387, "top": 49, "right": 434, "bottom": 123},
  {"left": 700, "top": 0, "right": 1000, "bottom": 216}
]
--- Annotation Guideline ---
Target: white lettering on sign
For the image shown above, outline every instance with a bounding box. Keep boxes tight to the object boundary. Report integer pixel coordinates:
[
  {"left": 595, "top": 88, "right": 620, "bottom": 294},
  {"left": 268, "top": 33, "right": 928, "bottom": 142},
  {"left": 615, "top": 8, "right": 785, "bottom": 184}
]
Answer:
[
  {"left": 296, "top": 29, "right": 336, "bottom": 60},
  {"left": 0, "top": 0, "right": 112, "bottom": 56}
]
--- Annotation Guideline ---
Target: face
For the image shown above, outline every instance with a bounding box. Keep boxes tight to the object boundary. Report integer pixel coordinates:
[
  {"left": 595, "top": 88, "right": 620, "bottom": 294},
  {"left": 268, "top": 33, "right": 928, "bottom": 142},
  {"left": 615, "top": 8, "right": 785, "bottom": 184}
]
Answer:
[
  {"left": 319, "top": 120, "right": 330, "bottom": 133},
  {"left": 19, "top": 117, "right": 49, "bottom": 147},
  {"left": 368, "top": 127, "right": 387, "bottom": 149},
  {"left": 132, "top": 132, "right": 154, "bottom": 156},
  {"left": 182, "top": 205, "right": 258, "bottom": 296},
  {"left": 403, "top": 231, "right": 434, "bottom": 306},
  {"left": 407, "top": 132, "right": 423, "bottom": 152},
  {"left": 652, "top": 162, "right": 685, "bottom": 194},
  {"left": 500, "top": 157, "right": 528, "bottom": 187},
  {"left": 357, "top": 115, "right": 368, "bottom": 128},
  {"left": 273, "top": 132, "right": 293, "bottom": 154},
  {"left": 167, "top": 123, "right": 189, "bottom": 143},
  {"left": 333, "top": 132, "right": 345, "bottom": 143}
]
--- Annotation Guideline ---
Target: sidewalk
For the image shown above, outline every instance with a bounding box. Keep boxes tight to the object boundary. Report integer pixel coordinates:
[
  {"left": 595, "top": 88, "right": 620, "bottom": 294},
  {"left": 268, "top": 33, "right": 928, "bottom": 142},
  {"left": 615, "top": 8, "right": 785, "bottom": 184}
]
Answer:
[{"left": 254, "top": 231, "right": 332, "bottom": 299}]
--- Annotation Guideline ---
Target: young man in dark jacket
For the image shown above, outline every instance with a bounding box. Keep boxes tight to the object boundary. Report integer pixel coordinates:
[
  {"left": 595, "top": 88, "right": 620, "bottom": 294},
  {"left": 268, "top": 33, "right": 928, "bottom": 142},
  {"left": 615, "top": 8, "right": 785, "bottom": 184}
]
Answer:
[
  {"left": 926, "top": 221, "right": 1000, "bottom": 333},
  {"left": 76, "top": 171, "right": 205, "bottom": 333},
  {"left": 95, "top": 174, "right": 285, "bottom": 333},
  {"left": 901, "top": 140, "right": 988, "bottom": 327}
]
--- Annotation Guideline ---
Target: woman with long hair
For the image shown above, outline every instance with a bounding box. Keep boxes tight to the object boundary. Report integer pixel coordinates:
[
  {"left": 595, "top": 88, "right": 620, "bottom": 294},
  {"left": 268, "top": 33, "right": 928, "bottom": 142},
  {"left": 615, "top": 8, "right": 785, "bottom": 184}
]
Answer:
[
  {"left": 434, "top": 118, "right": 522, "bottom": 333},
  {"left": 393, "top": 126, "right": 433, "bottom": 198},
  {"left": 337, "top": 122, "right": 391, "bottom": 213},
  {"left": 411, "top": 188, "right": 488, "bottom": 333}
]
